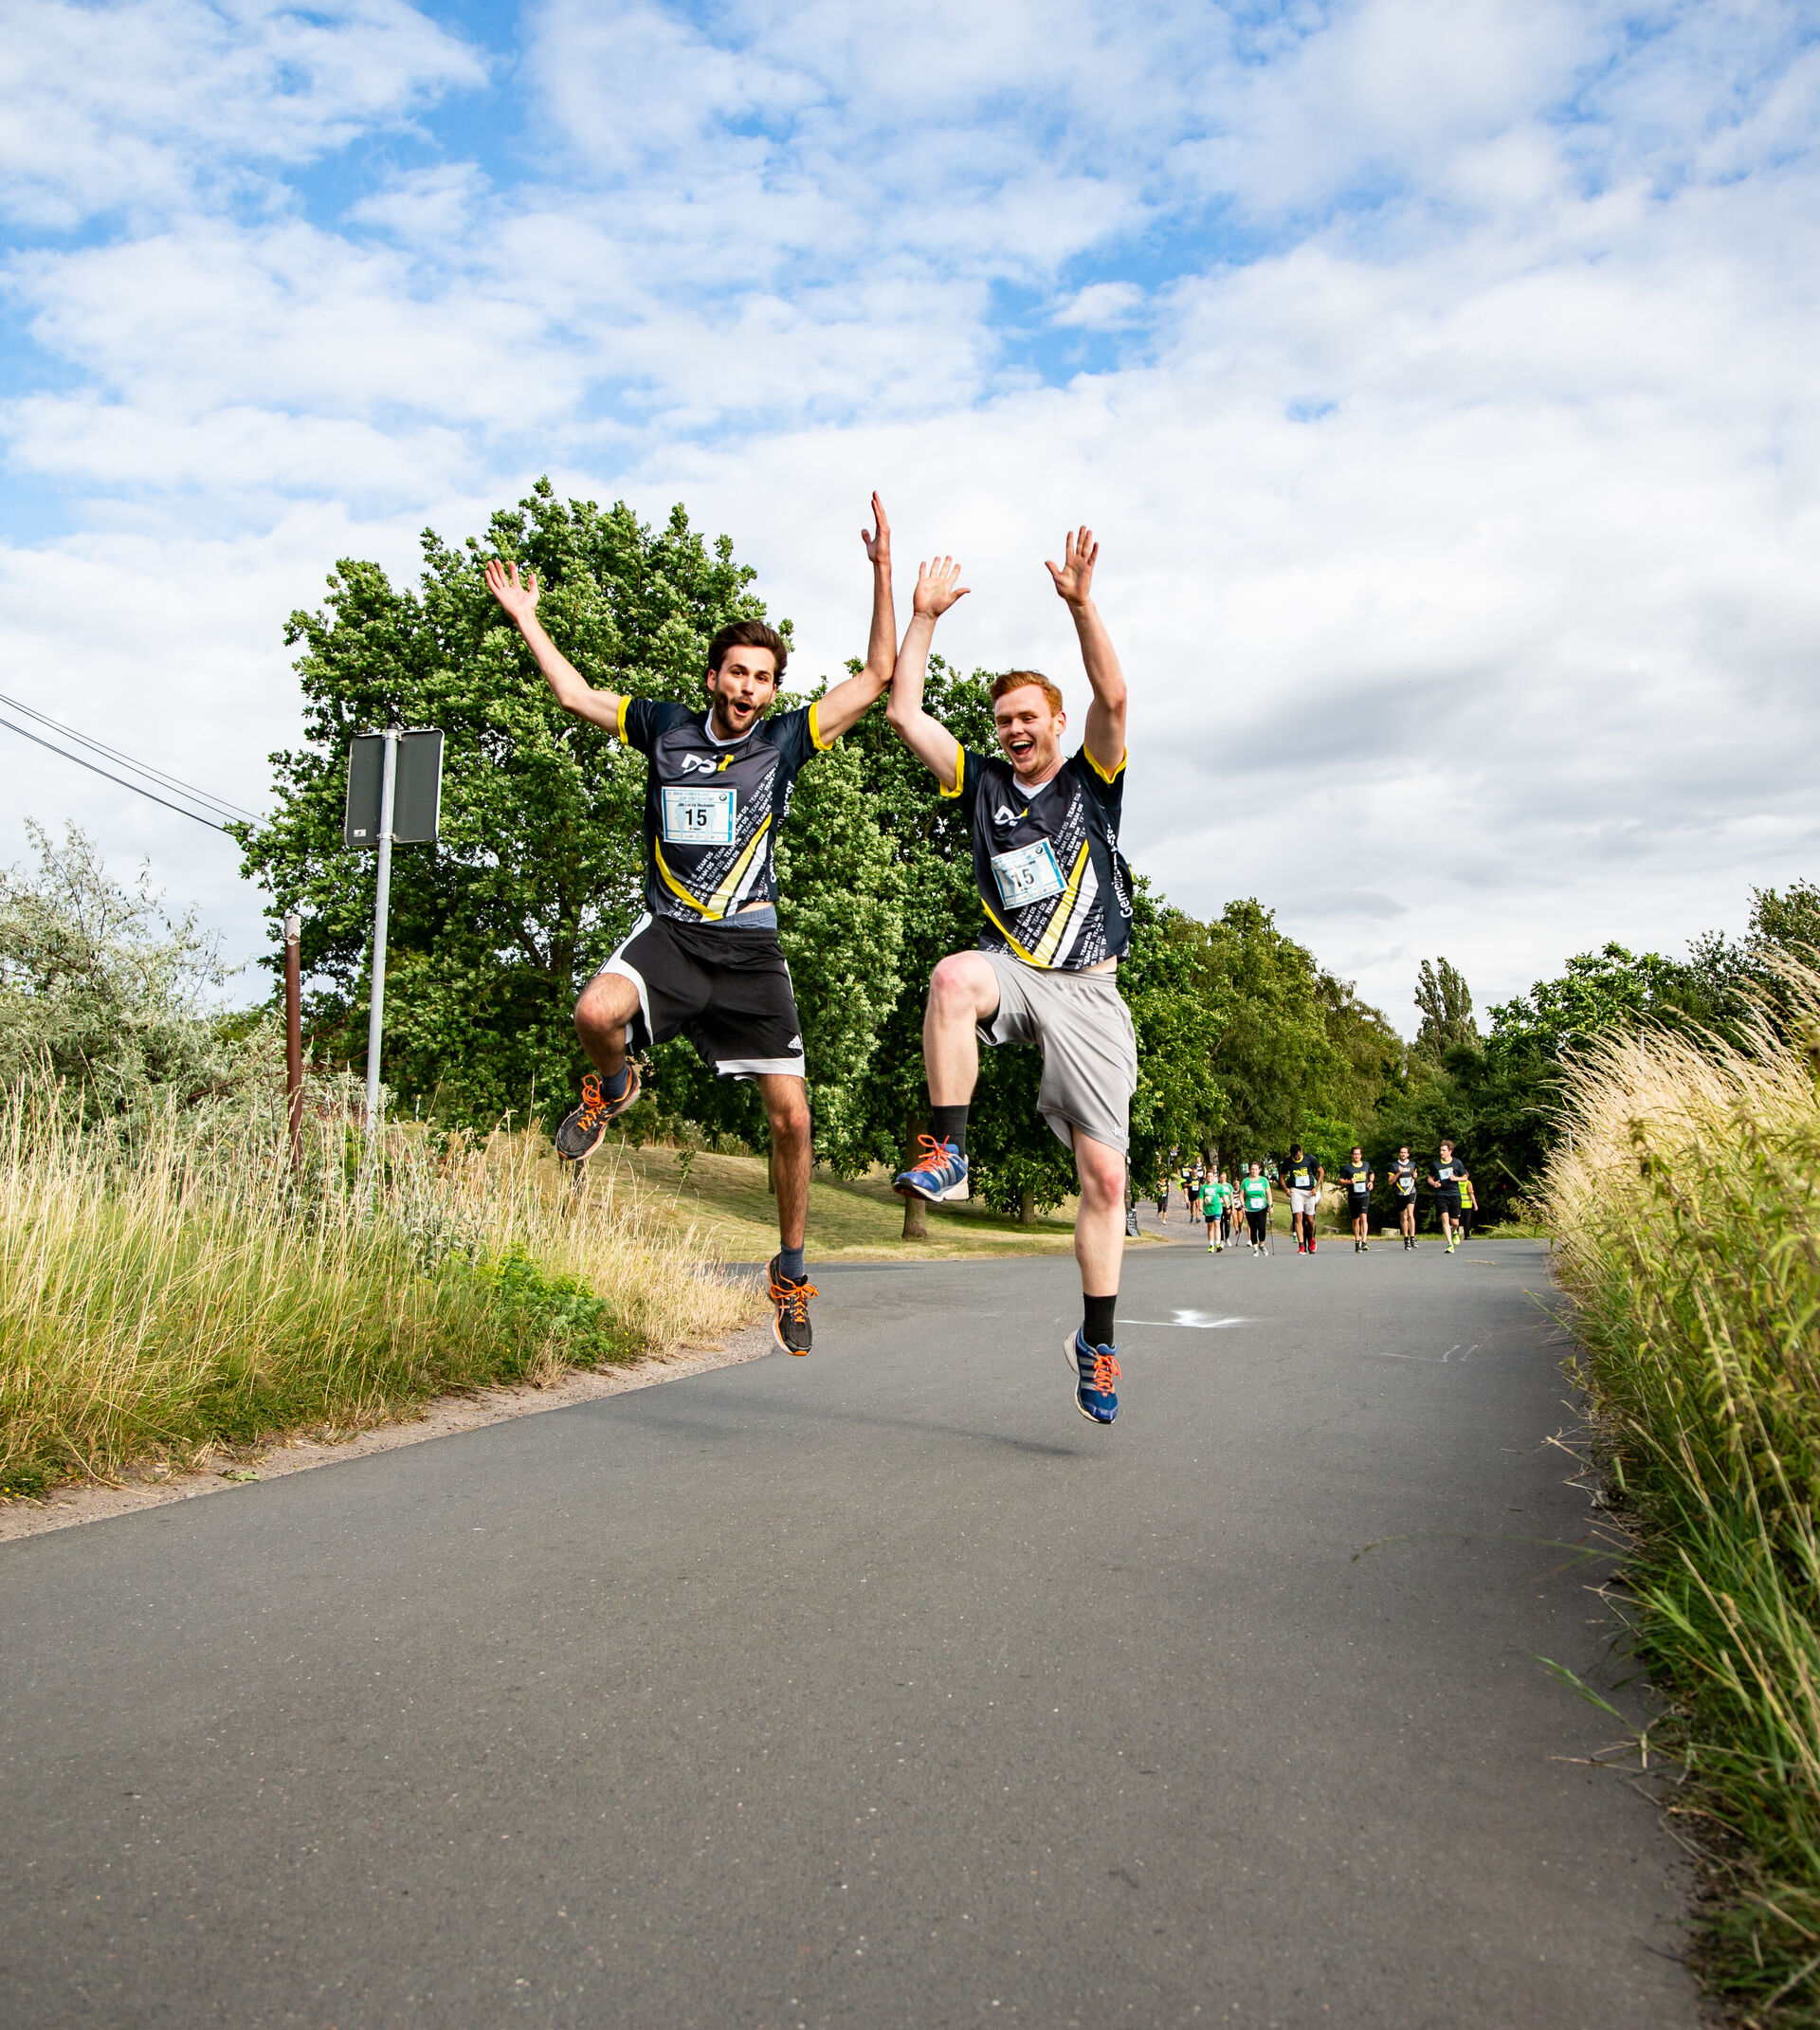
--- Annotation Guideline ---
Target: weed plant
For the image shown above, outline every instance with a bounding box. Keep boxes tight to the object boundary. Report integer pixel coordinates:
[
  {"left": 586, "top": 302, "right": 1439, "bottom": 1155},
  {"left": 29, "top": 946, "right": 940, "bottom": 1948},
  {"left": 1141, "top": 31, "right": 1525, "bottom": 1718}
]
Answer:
[
  {"left": 0, "top": 1067, "right": 754, "bottom": 1500},
  {"left": 1548, "top": 967, "right": 1820, "bottom": 2023}
]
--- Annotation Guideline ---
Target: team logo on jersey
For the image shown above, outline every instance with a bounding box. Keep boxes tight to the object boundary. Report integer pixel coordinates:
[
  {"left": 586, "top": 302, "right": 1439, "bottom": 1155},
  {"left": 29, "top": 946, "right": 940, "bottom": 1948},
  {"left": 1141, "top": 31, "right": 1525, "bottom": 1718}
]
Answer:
[
  {"left": 993, "top": 804, "right": 1023, "bottom": 827},
  {"left": 679, "top": 752, "right": 721, "bottom": 775}
]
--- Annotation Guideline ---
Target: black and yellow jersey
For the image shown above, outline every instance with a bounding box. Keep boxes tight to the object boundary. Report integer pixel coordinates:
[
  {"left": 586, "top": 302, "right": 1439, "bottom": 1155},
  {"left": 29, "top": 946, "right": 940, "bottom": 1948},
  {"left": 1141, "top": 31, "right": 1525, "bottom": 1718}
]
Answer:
[
  {"left": 619, "top": 698, "right": 833, "bottom": 923},
  {"left": 946, "top": 742, "right": 1132, "bottom": 969}
]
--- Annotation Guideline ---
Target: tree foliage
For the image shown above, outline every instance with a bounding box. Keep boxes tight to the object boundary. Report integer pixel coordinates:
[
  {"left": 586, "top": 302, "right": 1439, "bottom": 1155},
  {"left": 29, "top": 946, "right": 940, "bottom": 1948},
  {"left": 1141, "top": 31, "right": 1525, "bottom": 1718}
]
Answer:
[
  {"left": 234, "top": 481, "right": 775, "bottom": 1126},
  {"left": 1414, "top": 956, "right": 1477, "bottom": 1062},
  {"left": 0, "top": 822, "right": 235, "bottom": 1110}
]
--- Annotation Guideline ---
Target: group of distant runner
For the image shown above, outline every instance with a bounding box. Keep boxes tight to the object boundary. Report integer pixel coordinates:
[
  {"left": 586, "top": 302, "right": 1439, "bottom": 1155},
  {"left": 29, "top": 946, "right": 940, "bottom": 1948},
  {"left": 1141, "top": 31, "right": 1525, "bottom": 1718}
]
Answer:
[
  {"left": 1167, "top": 1143, "right": 1477, "bottom": 1255},
  {"left": 484, "top": 494, "right": 1473, "bottom": 1434}
]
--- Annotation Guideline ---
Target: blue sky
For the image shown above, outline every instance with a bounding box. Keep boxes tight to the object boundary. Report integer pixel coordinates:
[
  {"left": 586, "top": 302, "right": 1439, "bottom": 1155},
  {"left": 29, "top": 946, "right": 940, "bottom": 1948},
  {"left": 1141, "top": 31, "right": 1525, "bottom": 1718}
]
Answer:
[{"left": 3, "top": 0, "right": 1817, "bottom": 1028}]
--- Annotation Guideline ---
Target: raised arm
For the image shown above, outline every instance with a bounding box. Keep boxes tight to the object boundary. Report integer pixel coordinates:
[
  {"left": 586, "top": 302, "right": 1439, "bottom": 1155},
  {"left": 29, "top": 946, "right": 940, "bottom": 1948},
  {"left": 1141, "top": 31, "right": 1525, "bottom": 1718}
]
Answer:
[
  {"left": 798, "top": 493, "right": 897, "bottom": 745},
  {"left": 483, "top": 558, "right": 623, "bottom": 734},
  {"left": 1046, "top": 525, "right": 1127, "bottom": 775},
  {"left": 883, "top": 556, "right": 971, "bottom": 789}
]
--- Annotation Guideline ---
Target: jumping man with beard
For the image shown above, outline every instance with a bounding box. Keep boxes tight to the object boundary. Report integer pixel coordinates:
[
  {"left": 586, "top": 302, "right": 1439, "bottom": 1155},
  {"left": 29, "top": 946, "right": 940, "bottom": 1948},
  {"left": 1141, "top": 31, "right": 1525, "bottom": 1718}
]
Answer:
[
  {"left": 886, "top": 530, "right": 1138, "bottom": 1424},
  {"left": 483, "top": 496, "right": 898, "bottom": 1357}
]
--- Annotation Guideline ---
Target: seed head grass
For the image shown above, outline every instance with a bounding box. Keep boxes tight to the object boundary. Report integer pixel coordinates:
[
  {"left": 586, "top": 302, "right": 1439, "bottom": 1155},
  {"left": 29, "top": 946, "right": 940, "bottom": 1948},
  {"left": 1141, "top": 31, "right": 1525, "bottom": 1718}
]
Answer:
[
  {"left": 1548, "top": 963, "right": 1820, "bottom": 2023},
  {"left": 0, "top": 1071, "right": 756, "bottom": 1500}
]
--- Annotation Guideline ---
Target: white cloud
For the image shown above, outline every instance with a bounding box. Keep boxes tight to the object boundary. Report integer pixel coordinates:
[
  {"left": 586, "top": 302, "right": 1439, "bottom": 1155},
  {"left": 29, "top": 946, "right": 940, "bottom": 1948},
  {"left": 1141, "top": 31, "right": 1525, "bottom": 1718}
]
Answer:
[
  {"left": 0, "top": 0, "right": 485, "bottom": 228},
  {"left": 1, "top": 0, "right": 1816, "bottom": 1031}
]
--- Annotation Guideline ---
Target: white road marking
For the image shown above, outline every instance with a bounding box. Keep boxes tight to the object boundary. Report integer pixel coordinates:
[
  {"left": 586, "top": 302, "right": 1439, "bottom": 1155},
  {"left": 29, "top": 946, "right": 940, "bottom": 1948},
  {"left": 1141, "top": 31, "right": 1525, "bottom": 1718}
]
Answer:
[{"left": 1121, "top": 1312, "right": 1256, "bottom": 1330}]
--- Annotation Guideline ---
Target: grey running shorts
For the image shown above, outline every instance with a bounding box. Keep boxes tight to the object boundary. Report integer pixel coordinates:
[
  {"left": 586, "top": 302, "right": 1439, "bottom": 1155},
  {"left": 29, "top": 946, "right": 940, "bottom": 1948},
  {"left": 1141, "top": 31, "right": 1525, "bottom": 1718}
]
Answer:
[{"left": 979, "top": 950, "right": 1138, "bottom": 1155}]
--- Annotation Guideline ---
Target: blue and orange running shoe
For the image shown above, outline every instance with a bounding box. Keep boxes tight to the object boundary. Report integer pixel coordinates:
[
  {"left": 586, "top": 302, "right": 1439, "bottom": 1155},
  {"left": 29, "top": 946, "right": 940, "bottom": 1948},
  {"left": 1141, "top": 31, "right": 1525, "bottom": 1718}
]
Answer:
[
  {"left": 1065, "top": 1328, "right": 1120, "bottom": 1425},
  {"left": 893, "top": 1134, "right": 970, "bottom": 1203}
]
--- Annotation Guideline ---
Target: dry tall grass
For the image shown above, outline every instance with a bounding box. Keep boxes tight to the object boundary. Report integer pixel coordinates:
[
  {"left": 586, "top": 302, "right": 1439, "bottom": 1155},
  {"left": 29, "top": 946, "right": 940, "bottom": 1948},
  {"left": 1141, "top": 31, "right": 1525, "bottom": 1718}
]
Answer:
[
  {"left": 1548, "top": 968, "right": 1820, "bottom": 2023},
  {"left": 0, "top": 1076, "right": 755, "bottom": 1498}
]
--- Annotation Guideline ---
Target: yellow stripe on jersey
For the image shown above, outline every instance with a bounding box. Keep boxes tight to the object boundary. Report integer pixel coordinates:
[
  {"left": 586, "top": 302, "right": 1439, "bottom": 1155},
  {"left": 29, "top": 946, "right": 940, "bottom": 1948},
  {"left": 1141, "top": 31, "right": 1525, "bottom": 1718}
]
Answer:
[
  {"left": 1081, "top": 744, "right": 1126, "bottom": 785},
  {"left": 1030, "top": 839, "right": 1093, "bottom": 968},
  {"left": 653, "top": 840, "right": 715, "bottom": 915},
  {"left": 705, "top": 814, "right": 773, "bottom": 918},
  {"left": 808, "top": 701, "right": 835, "bottom": 752},
  {"left": 980, "top": 898, "right": 1043, "bottom": 966},
  {"left": 938, "top": 741, "right": 966, "bottom": 798},
  {"left": 616, "top": 695, "right": 632, "bottom": 742}
]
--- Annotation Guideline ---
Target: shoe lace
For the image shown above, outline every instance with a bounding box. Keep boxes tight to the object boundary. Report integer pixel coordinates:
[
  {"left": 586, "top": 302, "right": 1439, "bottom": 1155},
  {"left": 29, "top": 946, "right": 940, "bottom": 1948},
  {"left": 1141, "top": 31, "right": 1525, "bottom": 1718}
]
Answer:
[
  {"left": 1089, "top": 1350, "right": 1120, "bottom": 1395},
  {"left": 574, "top": 1071, "right": 610, "bottom": 1130},
  {"left": 905, "top": 1132, "right": 956, "bottom": 1174},
  {"left": 770, "top": 1271, "right": 818, "bottom": 1323}
]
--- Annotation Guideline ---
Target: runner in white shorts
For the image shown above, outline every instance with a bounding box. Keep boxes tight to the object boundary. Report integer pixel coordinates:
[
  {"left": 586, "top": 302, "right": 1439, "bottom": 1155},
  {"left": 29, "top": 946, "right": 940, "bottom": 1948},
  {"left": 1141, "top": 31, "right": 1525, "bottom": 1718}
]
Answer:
[
  {"left": 885, "top": 530, "right": 1137, "bottom": 1425},
  {"left": 1283, "top": 1143, "right": 1323, "bottom": 1255}
]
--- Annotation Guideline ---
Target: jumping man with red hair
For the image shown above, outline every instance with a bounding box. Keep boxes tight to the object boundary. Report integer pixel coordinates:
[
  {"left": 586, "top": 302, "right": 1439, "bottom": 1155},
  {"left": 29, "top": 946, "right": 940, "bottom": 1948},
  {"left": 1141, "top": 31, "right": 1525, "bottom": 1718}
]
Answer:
[{"left": 885, "top": 529, "right": 1138, "bottom": 1423}]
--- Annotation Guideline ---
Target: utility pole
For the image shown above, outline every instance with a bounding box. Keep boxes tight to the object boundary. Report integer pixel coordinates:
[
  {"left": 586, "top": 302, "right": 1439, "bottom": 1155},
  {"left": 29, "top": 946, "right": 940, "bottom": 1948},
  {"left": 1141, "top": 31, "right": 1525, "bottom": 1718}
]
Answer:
[{"left": 284, "top": 911, "right": 303, "bottom": 1170}]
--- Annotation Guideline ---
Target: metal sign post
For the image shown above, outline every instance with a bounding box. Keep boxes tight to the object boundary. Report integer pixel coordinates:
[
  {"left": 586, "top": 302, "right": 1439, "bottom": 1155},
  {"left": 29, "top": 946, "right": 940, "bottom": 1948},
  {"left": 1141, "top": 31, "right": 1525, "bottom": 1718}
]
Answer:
[
  {"left": 344, "top": 727, "right": 444, "bottom": 1143},
  {"left": 364, "top": 733, "right": 399, "bottom": 1138}
]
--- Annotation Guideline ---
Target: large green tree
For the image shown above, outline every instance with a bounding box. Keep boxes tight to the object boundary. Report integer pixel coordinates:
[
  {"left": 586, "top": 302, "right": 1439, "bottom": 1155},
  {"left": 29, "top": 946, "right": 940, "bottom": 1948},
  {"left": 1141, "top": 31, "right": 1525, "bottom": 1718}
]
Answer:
[
  {"left": 237, "top": 482, "right": 780, "bottom": 1127},
  {"left": 1186, "top": 899, "right": 1396, "bottom": 1166}
]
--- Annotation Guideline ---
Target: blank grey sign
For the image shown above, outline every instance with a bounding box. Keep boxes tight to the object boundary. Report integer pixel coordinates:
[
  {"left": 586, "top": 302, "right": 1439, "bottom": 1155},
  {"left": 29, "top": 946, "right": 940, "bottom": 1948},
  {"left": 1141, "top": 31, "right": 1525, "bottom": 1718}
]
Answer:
[{"left": 344, "top": 729, "right": 443, "bottom": 849}]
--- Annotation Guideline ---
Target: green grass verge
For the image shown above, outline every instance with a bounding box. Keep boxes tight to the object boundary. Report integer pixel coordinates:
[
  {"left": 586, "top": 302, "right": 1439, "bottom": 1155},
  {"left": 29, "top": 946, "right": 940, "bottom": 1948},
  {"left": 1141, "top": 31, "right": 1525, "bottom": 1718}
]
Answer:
[
  {"left": 1, "top": 1087, "right": 754, "bottom": 1501},
  {"left": 1549, "top": 987, "right": 1820, "bottom": 2024}
]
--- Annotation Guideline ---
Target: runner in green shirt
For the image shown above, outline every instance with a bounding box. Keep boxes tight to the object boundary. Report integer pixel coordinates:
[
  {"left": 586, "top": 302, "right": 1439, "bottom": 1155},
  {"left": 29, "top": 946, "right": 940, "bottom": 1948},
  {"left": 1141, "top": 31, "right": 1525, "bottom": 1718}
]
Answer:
[
  {"left": 1200, "top": 1172, "right": 1228, "bottom": 1252},
  {"left": 1240, "top": 1162, "right": 1273, "bottom": 1253}
]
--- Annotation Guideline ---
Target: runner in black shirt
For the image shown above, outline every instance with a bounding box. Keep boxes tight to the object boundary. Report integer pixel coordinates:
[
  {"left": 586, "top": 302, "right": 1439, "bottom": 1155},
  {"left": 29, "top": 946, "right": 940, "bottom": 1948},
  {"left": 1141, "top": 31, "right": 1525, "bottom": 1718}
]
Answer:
[
  {"left": 886, "top": 532, "right": 1138, "bottom": 1425},
  {"left": 1335, "top": 1145, "right": 1374, "bottom": 1253},
  {"left": 1389, "top": 1145, "right": 1419, "bottom": 1249},
  {"left": 484, "top": 496, "right": 898, "bottom": 1354},
  {"left": 1283, "top": 1144, "right": 1323, "bottom": 1255},
  {"left": 1429, "top": 1140, "right": 1469, "bottom": 1254}
]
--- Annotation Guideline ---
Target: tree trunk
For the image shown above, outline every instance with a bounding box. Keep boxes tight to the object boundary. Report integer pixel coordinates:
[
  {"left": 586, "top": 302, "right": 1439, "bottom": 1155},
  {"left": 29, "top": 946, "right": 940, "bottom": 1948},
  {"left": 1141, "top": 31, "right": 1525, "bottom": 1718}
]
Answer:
[
  {"left": 1018, "top": 1185, "right": 1036, "bottom": 1227},
  {"left": 901, "top": 1103, "right": 929, "bottom": 1240}
]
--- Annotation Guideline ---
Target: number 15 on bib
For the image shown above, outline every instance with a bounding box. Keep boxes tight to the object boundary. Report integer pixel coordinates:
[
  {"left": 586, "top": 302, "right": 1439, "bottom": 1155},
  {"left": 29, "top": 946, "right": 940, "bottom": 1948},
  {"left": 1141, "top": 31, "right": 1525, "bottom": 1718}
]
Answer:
[{"left": 991, "top": 839, "right": 1065, "bottom": 908}]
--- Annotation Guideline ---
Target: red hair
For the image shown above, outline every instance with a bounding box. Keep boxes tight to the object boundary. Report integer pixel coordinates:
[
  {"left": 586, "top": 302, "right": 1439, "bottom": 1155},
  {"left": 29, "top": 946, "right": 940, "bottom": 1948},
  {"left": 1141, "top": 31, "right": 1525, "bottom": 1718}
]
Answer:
[{"left": 991, "top": 668, "right": 1064, "bottom": 716}]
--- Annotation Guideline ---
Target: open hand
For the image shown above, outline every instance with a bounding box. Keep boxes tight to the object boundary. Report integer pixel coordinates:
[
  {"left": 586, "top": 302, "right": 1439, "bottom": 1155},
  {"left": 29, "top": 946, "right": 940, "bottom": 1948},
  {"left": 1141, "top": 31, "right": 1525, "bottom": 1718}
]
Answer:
[
  {"left": 1045, "top": 525, "right": 1099, "bottom": 608},
  {"left": 861, "top": 491, "right": 891, "bottom": 567},
  {"left": 484, "top": 557, "right": 540, "bottom": 622},
  {"left": 912, "top": 556, "right": 969, "bottom": 620}
]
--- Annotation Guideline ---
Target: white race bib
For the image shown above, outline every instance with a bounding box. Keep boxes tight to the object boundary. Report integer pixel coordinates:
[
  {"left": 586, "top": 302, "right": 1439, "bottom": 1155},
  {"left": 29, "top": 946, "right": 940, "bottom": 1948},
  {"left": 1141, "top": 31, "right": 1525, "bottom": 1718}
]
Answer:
[
  {"left": 991, "top": 838, "right": 1065, "bottom": 908},
  {"left": 661, "top": 785, "right": 736, "bottom": 846}
]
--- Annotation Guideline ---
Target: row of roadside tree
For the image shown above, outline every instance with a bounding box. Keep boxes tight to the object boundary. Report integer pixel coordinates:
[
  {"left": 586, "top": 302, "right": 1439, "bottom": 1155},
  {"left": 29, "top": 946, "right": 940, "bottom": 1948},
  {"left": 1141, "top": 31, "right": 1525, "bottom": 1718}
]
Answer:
[{"left": 13, "top": 481, "right": 1803, "bottom": 1232}]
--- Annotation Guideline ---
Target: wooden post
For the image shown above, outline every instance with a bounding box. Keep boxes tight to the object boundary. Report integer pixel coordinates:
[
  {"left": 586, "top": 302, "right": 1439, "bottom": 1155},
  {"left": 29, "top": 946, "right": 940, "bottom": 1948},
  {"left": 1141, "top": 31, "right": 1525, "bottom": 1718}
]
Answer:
[{"left": 283, "top": 912, "right": 303, "bottom": 1171}]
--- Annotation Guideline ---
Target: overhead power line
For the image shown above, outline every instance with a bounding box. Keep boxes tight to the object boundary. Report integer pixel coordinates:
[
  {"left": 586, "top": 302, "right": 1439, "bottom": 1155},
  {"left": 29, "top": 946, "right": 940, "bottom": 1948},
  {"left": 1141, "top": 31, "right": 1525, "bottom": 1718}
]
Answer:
[{"left": 0, "top": 688, "right": 264, "bottom": 834}]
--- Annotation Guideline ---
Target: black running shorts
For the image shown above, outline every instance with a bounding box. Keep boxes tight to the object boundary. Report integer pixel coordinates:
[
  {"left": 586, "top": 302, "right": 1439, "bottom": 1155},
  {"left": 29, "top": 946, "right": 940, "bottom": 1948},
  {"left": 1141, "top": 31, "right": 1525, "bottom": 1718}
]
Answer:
[
  {"left": 1348, "top": 1193, "right": 1371, "bottom": 1217},
  {"left": 597, "top": 914, "right": 806, "bottom": 1080}
]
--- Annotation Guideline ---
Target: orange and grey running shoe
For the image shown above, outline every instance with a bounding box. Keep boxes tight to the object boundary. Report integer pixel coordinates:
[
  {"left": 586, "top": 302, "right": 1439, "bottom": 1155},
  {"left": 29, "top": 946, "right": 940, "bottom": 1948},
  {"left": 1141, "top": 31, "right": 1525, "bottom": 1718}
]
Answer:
[
  {"left": 768, "top": 1256, "right": 817, "bottom": 1355},
  {"left": 555, "top": 1065, "right": 641, "bottom": 1162}
]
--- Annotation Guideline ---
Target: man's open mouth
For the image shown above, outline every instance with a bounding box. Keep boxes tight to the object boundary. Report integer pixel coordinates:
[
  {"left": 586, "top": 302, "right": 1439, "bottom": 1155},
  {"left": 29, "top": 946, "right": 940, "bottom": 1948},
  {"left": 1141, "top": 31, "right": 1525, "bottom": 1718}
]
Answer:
[{"left": 1006, "top": 736, "right": 1035, "bottom": 759}]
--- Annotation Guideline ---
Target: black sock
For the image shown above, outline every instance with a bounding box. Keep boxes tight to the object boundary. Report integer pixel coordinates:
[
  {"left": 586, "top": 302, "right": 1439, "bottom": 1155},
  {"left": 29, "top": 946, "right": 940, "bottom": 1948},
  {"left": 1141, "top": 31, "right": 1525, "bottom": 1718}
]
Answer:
[
  {"left": 929, "top": 1105, "right": 969, "bottom": 1156},
  {"left": 1083, "top": 1292, "right": 1117, "bottom": 1348},
  {"left": 602, "top": 1061, "right": 631, "bottom": 1102}
]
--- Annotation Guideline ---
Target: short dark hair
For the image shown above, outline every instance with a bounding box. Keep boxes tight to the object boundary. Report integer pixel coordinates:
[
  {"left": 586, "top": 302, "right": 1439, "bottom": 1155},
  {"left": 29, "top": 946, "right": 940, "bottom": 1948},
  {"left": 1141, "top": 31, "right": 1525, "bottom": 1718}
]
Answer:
[{"left": 708, "top": 619, "right": 788, "bottom": 679}]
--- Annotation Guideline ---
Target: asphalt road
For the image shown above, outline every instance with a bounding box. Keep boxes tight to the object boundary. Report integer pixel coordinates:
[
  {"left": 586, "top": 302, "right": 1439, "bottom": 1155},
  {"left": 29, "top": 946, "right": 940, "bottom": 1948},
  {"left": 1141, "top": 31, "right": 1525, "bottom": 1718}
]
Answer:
[{"left": 3, "top": 1239, "right": 1701, "bottom": 2029}]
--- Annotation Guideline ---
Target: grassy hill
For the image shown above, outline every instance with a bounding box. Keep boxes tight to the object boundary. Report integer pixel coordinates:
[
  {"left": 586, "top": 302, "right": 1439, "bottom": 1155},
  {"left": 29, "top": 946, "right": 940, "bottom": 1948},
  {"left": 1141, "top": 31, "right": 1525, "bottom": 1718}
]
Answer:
[{"left": 582, "top": 1142, "right": 1097, "bottom": 1263}]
